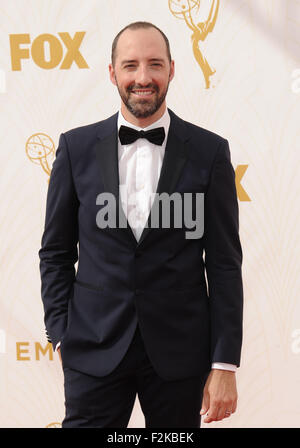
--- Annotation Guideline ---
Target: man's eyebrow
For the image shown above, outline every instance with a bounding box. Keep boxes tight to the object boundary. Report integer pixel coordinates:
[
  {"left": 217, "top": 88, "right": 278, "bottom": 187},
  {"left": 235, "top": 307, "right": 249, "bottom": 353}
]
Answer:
[
  {"left": 148, "top": 58, "right": 165, "bottom": 63},
  {"left": 121, "top": 58, "right": 165, "bottom": 65},
  {"left": 121, "top": 59, "right": 137, "bottom": 65}
]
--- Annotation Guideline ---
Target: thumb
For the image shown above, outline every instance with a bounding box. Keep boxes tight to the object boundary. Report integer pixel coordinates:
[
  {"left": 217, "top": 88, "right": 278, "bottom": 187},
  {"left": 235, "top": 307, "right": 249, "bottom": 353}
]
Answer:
[{"left": 200, "top": 389, "right": 209, "bottom": 415}]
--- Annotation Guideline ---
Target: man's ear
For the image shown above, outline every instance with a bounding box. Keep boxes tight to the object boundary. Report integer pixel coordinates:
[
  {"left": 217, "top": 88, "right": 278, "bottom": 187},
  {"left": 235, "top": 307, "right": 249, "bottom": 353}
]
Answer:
[
  {"left": 109, "top": 63, "right": 117, "bottom": 86},
  {"left": 169, "top": 60, "right": 175, "bottom": 82}
]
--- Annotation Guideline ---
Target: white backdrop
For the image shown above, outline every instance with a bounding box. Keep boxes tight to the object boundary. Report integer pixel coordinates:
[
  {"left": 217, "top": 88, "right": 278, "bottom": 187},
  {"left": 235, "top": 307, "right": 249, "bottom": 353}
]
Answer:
[{"left": 0, "top": 0, "right": 300, "bottom": 428}]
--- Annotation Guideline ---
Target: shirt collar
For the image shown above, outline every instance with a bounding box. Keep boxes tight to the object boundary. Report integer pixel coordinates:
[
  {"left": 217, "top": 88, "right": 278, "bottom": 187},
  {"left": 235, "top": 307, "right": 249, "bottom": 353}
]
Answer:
[{"left": 117, "top": 107, "right": 170, "bottom": 145}]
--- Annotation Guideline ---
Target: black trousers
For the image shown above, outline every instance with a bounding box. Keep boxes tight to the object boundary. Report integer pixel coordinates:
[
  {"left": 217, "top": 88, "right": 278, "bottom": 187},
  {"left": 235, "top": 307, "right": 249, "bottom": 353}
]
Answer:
[{"left": 62, "top": 325, "right": 209, "bottom": 428}]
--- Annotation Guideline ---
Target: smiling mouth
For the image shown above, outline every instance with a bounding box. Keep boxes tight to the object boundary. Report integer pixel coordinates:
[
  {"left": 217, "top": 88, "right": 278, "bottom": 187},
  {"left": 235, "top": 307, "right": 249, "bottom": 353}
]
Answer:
[{"left": 131, "top": 89, "right": 155, "bottom": 97}]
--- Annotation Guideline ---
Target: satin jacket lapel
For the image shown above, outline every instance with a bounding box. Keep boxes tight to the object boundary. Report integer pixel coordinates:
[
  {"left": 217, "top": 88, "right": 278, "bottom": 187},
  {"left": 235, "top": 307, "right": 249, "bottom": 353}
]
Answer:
[
  {"left": 95, "top": 113, "right": 138, "bottom": 247},
  {"left": 94, "top": 109, "right": 189, "bottom": 249}
]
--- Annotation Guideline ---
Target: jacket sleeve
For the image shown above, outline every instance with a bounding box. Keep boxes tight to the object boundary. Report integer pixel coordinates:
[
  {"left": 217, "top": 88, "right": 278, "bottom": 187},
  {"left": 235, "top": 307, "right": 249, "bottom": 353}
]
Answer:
[
  {"left": 203, "top": 138, "right": 243, "bottom": 366},
  {"left": 38, "top": 133, "right": 79, "bottom": 350}
]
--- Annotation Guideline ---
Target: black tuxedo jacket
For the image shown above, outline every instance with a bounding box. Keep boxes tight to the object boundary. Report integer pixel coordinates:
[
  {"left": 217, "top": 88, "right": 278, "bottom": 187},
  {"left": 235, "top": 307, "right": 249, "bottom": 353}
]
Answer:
[{"left": 39, "top": 108, "right": 243, "bottom": 381}]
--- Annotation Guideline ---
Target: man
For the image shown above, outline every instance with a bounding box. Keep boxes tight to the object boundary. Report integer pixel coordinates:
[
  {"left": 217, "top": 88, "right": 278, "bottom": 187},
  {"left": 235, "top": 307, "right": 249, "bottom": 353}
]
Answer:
[{"left": 39, "top": 21, "right": 243, "bottom": 428}]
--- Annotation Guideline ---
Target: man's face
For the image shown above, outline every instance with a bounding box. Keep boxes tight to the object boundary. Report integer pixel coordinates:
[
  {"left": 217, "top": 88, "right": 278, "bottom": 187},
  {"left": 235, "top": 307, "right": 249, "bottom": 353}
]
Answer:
[{"left": 109, "top": 27, "right": 174, "bottom": 122}]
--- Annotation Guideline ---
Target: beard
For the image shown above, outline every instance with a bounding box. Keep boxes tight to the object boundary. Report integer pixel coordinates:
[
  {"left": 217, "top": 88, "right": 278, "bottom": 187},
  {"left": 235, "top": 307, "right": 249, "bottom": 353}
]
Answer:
[{"left": 115, "top": 78, "right": 170, "bottom": 119}]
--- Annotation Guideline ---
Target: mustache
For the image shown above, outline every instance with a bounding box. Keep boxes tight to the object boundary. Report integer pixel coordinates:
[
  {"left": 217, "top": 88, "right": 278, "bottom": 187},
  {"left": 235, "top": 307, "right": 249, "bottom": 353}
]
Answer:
[{"left": 127, "top": 84, "right": 159, "bottom": 93}]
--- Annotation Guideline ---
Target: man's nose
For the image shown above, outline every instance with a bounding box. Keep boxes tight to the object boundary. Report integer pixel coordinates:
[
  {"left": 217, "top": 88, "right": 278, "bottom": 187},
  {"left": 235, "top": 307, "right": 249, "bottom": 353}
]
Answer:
[{"left": 135, "top": 66, "right": 152, "bottom": 85}]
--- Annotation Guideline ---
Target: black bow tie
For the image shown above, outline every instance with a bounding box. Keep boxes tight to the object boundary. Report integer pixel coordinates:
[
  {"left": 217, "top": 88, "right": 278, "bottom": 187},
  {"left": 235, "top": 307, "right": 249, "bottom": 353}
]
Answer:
[{"left": 119, "top": 125, "right": 165, "bottom": 146}]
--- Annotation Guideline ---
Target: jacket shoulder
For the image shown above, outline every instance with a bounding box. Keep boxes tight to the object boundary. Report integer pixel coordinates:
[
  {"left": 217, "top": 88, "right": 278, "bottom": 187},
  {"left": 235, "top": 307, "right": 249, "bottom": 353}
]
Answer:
[
  {"left": 168, "top": 108, "right": 227, "bottom": 147},
  {"left": 63, "top": 120, "right": 102, "bottom": 138},
  {"left": 184, "top": 119, "right": 227, "bottom": 147},
  {"left": 62, "top": 112, "right": 118, "bottom": 145},
  {"left": 169, "top": 110, "right": 230, "bottom": 166}
]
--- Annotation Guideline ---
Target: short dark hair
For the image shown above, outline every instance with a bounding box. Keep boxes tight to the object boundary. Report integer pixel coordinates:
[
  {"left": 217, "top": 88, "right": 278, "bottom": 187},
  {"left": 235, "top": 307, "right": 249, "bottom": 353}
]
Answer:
[{"left": 111, "top": 21, "right": 172, "bottom": 67}]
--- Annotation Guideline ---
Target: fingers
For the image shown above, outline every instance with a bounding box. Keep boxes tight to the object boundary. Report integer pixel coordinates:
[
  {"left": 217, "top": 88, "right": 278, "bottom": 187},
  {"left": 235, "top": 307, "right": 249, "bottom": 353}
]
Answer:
[
  {"left": 217, "top": 399, "right": 235, "bottom": 420},
  {"left": 203, "top": 400, "right": 235, "bottom": 423},
  {"left": 216, "top": 404, "right": 228, "bottom": 421},
  {"left": 203, "top": 401, "right": 219, "bottom": 423}
]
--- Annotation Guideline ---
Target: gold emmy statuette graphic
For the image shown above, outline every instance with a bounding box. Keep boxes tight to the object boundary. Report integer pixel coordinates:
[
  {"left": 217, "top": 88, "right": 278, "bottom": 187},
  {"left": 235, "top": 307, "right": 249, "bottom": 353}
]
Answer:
[
  {"left": 26, "top": 133, "right": 55, "bottom": 182},
  {"left": 45, "top": 422, "right": 62, "bottom": 428},
  {"left": 168, "top": 0, "right": 220, "bottom": 88}
]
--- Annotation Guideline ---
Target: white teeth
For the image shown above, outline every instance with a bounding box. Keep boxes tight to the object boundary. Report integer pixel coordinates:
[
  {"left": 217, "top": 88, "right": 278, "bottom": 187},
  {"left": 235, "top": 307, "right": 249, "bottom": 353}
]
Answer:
[{"left": 133, "top": 91, "right": 153, "bottom": 95}]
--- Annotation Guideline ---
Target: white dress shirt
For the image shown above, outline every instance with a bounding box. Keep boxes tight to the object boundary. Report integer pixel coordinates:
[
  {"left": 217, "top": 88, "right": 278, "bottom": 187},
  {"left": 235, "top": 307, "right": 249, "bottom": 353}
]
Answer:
[{"left": 117, "top": 107, "right": 237, "bottom": 373}]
